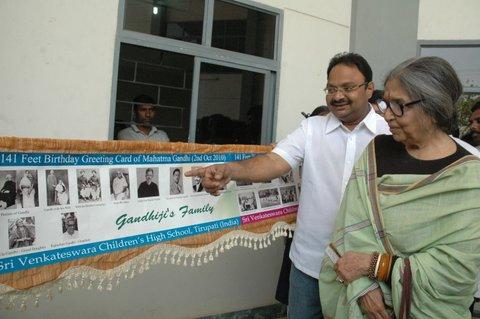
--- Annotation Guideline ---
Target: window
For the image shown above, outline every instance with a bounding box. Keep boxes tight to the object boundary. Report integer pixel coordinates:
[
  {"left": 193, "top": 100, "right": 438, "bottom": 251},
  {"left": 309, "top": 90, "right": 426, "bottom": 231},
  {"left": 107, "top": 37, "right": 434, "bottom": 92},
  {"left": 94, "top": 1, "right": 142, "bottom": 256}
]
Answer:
[
  {"left": 419, "top": 42, "right": 480, "bottom": 93},
  {"left": 124, "top": 0, "right": 205, "bottom": 44},
  {"left": 419, "top": 41, "right": 480, "bottom": 133},
  {"left": 112, "top": 0, "right": 281, "bottom": 144}
]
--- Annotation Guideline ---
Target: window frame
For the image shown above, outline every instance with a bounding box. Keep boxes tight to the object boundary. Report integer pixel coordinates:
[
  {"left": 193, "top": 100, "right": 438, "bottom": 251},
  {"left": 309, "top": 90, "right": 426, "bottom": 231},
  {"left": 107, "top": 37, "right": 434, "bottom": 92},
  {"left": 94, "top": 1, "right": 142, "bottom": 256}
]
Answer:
[
  {"left": 417, "top": 40, "right": 480, "bottom": 94},
  {"left": 109, "top": 0, "right": 283, "bottom": 144}
]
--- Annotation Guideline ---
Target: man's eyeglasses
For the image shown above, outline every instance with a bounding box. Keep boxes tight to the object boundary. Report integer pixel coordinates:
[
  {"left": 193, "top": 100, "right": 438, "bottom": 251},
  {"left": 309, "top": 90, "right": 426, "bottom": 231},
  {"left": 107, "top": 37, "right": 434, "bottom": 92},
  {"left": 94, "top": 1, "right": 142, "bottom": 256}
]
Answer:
[
  {"left": 376, "top": 99, "right": 425, "bottom": 117},
  {"left": 469, "top": 118, "right": 480, "bottom": 125},
  {"left": 323, "top": 82, "right": 369, "bottom": 95}
]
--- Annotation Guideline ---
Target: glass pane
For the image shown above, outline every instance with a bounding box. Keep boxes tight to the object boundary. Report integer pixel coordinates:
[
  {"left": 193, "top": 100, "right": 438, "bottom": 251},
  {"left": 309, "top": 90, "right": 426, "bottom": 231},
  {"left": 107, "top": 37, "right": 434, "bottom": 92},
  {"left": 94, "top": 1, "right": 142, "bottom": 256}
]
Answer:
[
  {"left": 124, "top": 0, "right": 205, "bottom": 44},
  {"left": 212, "top": 1, "right": 276, "bottom": 59},
  {"left": 114, "top": 43, "right": 194, "bottom": 142},
  {"left": 195, "top": 63, "right": 265, "bottom": 144},
  {"left": 420, "top": 46, "right": 480, "bottom": 92}
]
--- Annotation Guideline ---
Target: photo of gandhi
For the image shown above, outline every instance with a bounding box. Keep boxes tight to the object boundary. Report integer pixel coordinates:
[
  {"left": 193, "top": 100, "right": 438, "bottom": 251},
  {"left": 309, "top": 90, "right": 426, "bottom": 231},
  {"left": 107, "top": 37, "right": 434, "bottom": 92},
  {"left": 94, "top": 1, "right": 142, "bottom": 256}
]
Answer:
[
  {"left": 258, "top": 188, "right": 281, "bottom": 208},
  {"left": 280, "top": 185, "right": 298, "bottom": 204},
  {"left": 169, "top": 167, "right": 183, "bottom": 195},
  {"left": 237, "top": 192, "right": 257, "bottom": 212},
  {"left": 0, "top": 171, "right": 16, "bottom": 210},
  {"left": 190, "top": 166, "right": 204, "bottom": 192},
  {"left": 110, "top": 168, "right": 130, "bottom": 200},
  {"left": 16, "top": 170, "right": 39, "bottom": 208},
  {"left": 137, "top": 167, "right": 159, "bottom": 198},
  {"left": 77, "top": 169, "right": 102, "bottom": 203},
  {"left": 46, "top": 169, "right": 69, "bottom": 206},
  {"left": 8, "top": 217, "right": 35, "bottom": 249},
  {"left": 62, "top": 212, "right": 79, "bottom": 240}
]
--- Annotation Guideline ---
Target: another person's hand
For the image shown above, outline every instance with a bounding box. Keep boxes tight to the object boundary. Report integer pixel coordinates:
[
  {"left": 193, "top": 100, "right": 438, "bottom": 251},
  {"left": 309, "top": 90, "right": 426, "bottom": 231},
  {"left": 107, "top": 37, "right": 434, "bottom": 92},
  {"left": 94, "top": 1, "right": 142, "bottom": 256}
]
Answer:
[
  {"left": 334, "top": 251, "right": 372, "bottom": 283},
  {"left": 359, "top": 288, "right": 392, "bottom": 319},
  {"left": 185, "top": 164, "right": 231, "bottom": 196}
]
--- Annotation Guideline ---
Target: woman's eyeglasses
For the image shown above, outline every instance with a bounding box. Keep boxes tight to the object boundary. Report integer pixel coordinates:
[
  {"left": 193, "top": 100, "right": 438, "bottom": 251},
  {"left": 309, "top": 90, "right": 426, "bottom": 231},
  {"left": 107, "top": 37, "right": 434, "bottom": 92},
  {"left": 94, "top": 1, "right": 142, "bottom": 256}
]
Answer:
[{"left": 376, "top": 99, "right": 425, "bottom": 117}]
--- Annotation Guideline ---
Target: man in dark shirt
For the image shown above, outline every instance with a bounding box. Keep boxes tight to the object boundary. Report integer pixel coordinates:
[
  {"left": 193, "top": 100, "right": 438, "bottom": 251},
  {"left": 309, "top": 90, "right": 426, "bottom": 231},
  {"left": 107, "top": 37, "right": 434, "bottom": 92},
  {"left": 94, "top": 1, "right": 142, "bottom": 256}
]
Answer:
[{"left": 138, "top": 168, "right": 159, "bottom": 198}]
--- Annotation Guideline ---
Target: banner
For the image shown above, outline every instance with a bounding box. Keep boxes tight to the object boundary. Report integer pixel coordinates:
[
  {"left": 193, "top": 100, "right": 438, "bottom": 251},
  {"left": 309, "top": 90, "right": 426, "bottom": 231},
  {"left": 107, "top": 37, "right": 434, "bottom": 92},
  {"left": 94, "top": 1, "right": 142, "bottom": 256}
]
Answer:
[{"left": 0, "top": 137, "right": 297, "bottom": 309}]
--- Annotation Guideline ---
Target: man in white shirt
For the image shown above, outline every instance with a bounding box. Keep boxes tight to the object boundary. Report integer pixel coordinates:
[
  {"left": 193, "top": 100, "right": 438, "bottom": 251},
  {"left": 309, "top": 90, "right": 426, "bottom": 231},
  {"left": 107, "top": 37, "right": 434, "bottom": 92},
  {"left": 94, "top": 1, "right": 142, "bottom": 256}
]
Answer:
[
  {"left": 186, "top": 53, "right": 390, "bottom": 318},
  {"left": 117, "top": 95, "right": 170, "bottom": 142}
]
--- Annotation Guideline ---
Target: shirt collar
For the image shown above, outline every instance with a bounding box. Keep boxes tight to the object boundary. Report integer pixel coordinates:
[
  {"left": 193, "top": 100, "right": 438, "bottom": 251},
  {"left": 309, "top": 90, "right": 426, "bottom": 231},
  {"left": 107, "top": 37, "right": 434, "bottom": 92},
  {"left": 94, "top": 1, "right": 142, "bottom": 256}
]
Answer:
[
  {"left": 131, "top": 124, "right": 158, "bottom": 136},
  {"left": 325, "top": 104, "right": 378, "bottom": 134}
]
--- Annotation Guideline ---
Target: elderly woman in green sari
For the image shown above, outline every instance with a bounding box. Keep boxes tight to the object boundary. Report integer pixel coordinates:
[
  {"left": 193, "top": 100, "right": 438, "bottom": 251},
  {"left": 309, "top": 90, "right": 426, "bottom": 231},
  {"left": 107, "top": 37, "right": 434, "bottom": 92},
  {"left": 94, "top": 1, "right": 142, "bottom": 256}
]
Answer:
[{"left": 319, "top": 56, "right": 480, "bottom": 319}]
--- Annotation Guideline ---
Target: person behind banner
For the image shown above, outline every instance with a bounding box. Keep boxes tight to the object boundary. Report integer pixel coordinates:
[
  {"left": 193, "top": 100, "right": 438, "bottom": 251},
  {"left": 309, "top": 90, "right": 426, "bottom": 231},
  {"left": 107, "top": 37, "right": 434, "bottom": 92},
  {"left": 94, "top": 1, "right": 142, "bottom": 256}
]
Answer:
[
  {"left": 9, "top": 218, "right": 35, "bottom": 249},
  {"left": 117, "top": 94, "right": 170, "bottom": 142},
  {"left": 138, "top": 168, "right": 159, "bottom": 198},
  {"left": 186, "top": 52, "right": 391, "bottom": 318},
  {"left": 319, "top": 56, "right": 480, "bottom": 318}
]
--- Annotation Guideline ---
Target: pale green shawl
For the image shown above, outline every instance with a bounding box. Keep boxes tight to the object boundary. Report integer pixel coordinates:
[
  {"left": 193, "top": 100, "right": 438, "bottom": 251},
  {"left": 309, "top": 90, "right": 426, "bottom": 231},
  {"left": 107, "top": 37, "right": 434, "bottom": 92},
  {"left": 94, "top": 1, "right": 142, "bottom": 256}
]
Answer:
[{"left": 319, "top": 141, "right": 480, "bottom": 318}]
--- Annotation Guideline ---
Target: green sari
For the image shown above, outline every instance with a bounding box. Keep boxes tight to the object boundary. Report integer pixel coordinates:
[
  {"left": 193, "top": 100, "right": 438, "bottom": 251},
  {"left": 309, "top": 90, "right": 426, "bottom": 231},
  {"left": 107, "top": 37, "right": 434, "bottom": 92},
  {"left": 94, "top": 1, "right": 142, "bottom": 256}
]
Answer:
[{"left": 319, "top": 141, "right": 480, "bottom": 318}]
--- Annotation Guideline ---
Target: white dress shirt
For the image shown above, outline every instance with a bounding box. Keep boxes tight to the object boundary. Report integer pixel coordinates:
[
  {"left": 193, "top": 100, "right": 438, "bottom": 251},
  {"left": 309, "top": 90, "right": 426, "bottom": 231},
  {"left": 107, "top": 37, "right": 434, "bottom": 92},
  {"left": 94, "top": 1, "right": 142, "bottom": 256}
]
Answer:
[
  {"left": 273, "top": 108, "right": 390, "bottom": 278},
  {"left": 117, "top": 125, "right": 169, "bottom": 141}
]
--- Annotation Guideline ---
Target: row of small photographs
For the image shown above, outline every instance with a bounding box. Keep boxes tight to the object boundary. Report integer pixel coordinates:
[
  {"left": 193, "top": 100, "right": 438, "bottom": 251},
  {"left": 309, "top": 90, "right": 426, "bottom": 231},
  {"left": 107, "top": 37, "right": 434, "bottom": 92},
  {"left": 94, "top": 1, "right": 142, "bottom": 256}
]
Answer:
[
  {"left": 237, "top": 185, "right": 299, "bottom": 213},
  {"left": 234, "top": 171, "right": 296, "bottom": 187},
  {"left": 0, "top": 167, "right": 204, "bottom": 210},
  {"left": 7, "top": 213, "right": 78, "bottom": 250}
]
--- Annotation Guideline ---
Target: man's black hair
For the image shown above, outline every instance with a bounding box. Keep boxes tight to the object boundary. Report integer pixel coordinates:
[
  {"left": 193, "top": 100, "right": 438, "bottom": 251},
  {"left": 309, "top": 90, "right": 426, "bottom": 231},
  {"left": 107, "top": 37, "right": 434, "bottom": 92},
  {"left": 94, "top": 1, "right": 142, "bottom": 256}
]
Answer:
[
  {"left": 133, "top": 94, "right": 155, "bottom": 111},
  {"left": 327, "top": 52, "right": 372, "bottom": 82},
  {"left": 310, "top": 105, "right": 329, "bottom": 117},
  {"left": 471, "top": 100, "right": 480, "bottom": 113}
]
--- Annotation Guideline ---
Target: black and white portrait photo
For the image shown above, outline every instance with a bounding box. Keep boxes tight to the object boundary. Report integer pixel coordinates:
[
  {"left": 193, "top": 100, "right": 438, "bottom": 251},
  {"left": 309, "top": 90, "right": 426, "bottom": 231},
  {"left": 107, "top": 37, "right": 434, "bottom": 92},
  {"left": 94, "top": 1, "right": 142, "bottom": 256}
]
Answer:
[
  {"left": 237, "top": 192, "right": 257, "bottom": 212},
  {"left": 8, "top": 217, "right": 35, "bottom": 249},
  {"left": 46, "top": 169, "right": 70, "bottom": 206},
  {"left": 62, "top": 212, "right": 79, "bottom": 240},
  {"left": 280, "top": 186, "right": 298, "bottom": 204},
  {"left": 0, "top": 170, "right": 16, "bottom": 210},
  {"left": 190, "top": 166, "right": 204, "bottom": 193},
  {"left": 16, "top": 170, "right": 39, "bottom": 208},
  {"left": 137, "top": 167, "right": 159, "bottom": 198},
  {"left": 77, "top": 169, "right": 102, "bottom": 203},
  {"left": 110, "top": 168, "right": 130, "bottom": 201},
  {"left": 258, "top": 188, "right": 281, "bottom": 208},
  {"left": 169, "top": 167, "right": 183, "bottom": 195},
  {"left": 279, "top": 171, "right": 294, "bottom": 184},
  {"left": 235, "top": 180, "right": 253, "bottom": 187}
]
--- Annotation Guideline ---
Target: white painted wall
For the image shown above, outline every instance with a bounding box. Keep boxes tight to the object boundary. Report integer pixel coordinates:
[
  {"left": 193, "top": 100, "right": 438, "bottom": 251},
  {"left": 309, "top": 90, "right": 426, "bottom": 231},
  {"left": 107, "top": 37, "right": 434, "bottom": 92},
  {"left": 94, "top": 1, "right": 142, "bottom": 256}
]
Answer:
[
  {"left": 257, "top": 0, "right": 352, "bottom": 140},
  {"left": 0, "top": 1, "right": 351, "bottom": 318},
  {"left": 0, "top": 0, "right": 119, "bottom": 140},
  {"left": 418, "top": 0, "right": 480, "bottom": 40}
]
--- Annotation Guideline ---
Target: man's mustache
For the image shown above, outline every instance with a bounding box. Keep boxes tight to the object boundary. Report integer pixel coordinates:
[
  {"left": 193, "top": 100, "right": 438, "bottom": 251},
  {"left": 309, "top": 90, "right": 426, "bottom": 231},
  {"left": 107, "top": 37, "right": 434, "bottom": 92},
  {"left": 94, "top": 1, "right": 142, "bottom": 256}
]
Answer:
[{"left": 330, "top": 99, "right": 350, "bottom": 106}]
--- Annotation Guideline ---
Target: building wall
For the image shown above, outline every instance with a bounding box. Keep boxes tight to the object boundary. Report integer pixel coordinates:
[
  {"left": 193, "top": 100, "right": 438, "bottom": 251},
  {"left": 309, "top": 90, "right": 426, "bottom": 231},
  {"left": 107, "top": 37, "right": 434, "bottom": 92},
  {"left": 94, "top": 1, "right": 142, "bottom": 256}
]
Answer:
[
  {"left": 418, "top": 0, "right": 480, "bottom": 40},
  {"left": 349, "top": 0, "right": 419, "bottom": 88},
  {"left": 0, "top": 0, "right": 118, "bottom": 140},
  {"left": 0, "top": 0, "right": 351, "bottom": 318},
  {"left": 256, "top": 0, "right": 352, "bottom": 140}
]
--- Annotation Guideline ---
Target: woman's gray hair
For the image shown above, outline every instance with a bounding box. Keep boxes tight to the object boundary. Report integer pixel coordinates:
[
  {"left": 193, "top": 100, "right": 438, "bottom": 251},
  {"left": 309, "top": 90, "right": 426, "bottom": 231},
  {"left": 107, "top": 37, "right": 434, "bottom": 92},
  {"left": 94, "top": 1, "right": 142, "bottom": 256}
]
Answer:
[{"left": 384, "top": 56, "right": 462, "bottom": 133}]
